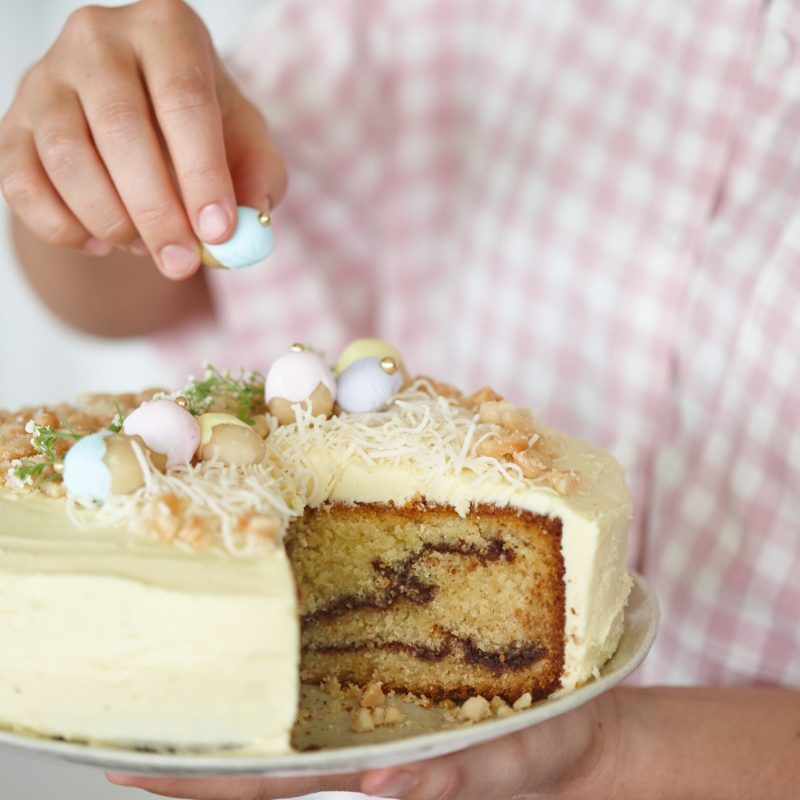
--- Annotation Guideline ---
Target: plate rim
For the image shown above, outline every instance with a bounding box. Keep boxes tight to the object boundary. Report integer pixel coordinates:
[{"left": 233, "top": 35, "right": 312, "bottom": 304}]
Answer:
[{"left": 0, "top": 572, "right": 659, "bottom": 776}]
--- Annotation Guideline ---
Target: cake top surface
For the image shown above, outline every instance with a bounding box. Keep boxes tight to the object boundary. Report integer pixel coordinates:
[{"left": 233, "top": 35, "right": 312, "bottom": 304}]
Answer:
[{"left": 0, "top": 342, "right": 630, "bottom": 557}]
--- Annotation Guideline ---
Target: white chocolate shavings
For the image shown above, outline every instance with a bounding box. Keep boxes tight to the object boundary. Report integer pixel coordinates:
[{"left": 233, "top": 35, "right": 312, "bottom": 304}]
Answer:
[
  {"left": 9, "top": 379, "right": 582, "bottom": 555},
  {"left": 263, "top": 379, "right": 579, "bottom": 501},
  {"left": 67, "top": 453, "right": 296, "bottom": 557}
]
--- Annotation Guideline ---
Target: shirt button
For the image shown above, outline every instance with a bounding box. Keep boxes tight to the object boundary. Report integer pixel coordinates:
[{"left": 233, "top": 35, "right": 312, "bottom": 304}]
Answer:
[{"left": 759, "top": 31, "right": 794, "bottom": 72}]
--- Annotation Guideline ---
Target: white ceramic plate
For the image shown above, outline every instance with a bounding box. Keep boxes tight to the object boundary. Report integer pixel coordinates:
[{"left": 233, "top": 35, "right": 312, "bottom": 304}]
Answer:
[{"left": 0, "top": 573, "right": 658, "bottom": 776}]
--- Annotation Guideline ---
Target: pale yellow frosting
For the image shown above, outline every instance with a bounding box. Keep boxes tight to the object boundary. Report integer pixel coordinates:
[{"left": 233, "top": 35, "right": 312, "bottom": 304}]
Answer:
[
  {"left": 0, "top": 381, "right": 632, "bottom": 750},
  {"left": 0, "top": 490, "right": 298, "bottom": 752}
]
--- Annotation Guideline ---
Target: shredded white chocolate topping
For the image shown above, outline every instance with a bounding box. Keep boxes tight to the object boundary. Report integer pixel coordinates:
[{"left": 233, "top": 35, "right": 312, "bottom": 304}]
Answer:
[
  {"left": 265, "top": 378, "right": 578, "bottom": 497},
  {"left": 6, "top": 379, "right": 581, "bottom": 556}
]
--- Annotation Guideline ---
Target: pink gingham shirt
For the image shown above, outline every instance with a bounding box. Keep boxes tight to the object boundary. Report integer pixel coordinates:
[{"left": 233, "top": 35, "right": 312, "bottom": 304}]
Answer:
[{"left": 168, "top": 0, "right": 800, "bottom": 688}]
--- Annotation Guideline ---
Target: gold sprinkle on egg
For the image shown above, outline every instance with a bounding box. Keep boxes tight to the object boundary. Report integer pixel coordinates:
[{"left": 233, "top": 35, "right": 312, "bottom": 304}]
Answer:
[
  {"left": 258, "top": 211, "right": 272, "bottom": 227},
  {"left": 290, "top": 343, "right": 305, "bottom": 352},
  {"left": 175, "top": 396, "right": 190, "bottom": 409},
  {"left": 380, "top": 356, "right": 398, "bottom": 375}
]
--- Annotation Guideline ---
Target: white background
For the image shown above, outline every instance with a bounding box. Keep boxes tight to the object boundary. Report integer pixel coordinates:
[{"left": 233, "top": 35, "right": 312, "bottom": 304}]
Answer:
[{"left": 0, "top": 2, "right": 267, "bottom": 797}]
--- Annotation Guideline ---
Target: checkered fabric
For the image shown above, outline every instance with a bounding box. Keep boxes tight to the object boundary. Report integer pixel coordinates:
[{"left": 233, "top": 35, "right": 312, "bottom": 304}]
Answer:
[{"left": 167, "top": 0, "right": 800, "bottom": 688}]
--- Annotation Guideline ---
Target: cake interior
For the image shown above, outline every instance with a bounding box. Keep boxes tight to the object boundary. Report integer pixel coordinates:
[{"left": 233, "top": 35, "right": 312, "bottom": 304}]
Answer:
[{"left": 287, "top": 502, "right": 566, "bottom": 702}]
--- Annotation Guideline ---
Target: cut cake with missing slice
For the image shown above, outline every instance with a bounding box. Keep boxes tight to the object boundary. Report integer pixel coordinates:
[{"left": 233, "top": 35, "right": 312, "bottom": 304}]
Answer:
[{"left": 0, "top": 351, "right": 632, "bottom": 754}]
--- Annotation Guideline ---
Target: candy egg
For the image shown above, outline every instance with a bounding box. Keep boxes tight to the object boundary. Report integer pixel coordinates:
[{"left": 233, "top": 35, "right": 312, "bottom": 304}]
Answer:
[
  {"left": 201, "top": 207, "right": 274, "bottom": 270},
  {"left": 63, "top": 432, "right": 164, "bottom": 502},
  {"left": 265, "top": 349, "right": 336, "bottom": 425},
  {"left": 104, "top": 433, "right": 166, "bottom": 493},
  {"left": 336, "top": 356, "right": 403, "bottom": 414},
  {"left": 197, "top": 413, "right": 265, "bottom": 465},
  {"left": 63, "top": 431, "right": 113, "bottom": 502},
  {"left": 123, "top": 399, "right": 201, "bottom": 468},
  {"left": 334, "top": 338, "right": 407, "bottom": 379},
  {"left": 267, "top": 383, "right": 335, "bottom": 426}
]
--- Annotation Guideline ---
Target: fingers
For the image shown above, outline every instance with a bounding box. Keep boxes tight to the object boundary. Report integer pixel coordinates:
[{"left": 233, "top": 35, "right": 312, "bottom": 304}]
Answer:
[
  {"left": 135, "top": 15, "right": 237, "bottom": 244},
  {"left": 217, "top": 66, "right": 287, "bottom": 211},
  {"left": 360, "top": 698, "right": 610, "bottom": 800},
  {"left": 106, "top": 772, "right": 362, "bottom": 799},
  {"left": 76, "top": 46, "right": 201, "bottom": 279},
  {"left": 361, "top": 734, "right": 535, "bottom": 800},
  {"left": 27, "top": 81, "right": 139, "bottom": 249},
  {"left": 0, "top": 126, "right": 108, "bottom": 255},
  {"left": 1, "top": 0, "right": 285, "bottom": 280}
]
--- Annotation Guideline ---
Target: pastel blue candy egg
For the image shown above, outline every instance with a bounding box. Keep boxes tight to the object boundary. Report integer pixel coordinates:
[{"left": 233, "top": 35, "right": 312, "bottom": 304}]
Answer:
[
  {"left": 336, "top": 357, "right": 403, "bottom": 414},
  {"left": 63, "top": 431, "right": 112, "bottom": 503},
  {"left": 202, "top": 206, "right": 274, "bottom": 269}
]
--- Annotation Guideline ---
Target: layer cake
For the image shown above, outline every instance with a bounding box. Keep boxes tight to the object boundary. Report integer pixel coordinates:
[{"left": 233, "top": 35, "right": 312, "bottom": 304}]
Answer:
[{"left": 0, "top": 343, "right": 632, "bottom": 753}]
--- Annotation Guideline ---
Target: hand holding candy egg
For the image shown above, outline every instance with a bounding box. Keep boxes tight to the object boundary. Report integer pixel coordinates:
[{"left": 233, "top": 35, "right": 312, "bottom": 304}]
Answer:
[{"left": 200, "top": 207, "right": 274, "bottom": 270}]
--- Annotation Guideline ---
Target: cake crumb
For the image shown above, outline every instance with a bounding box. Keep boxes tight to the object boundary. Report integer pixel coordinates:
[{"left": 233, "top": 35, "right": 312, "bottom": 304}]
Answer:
[
  {"left": 350, "top": 701, "right": 407, "bottom": 733},
  {"left": 464, "top": 386, "right": 504, "bottom": 408},
  {"left": 490, "top": 696, "right": 509, "bottom": 713},
  {"left": 512, "top": 449, "right": 550, "bottom": 479},
  {"left": 547, "top": 468, "right": 582, "bottom": 495},
  {"left": 360, "top": 681, "right": 385, "bottom": 709},
  {"left": 495, "top": 703, "right": 515, "bottom": 718},
  {"left": 415, "top": 376, "right": 463, "bottom": 399},
  {"left": 351, "top": 708, "right": 376, "bottom": 733},
  {"left": 478, "top": 400, "right": 536, "bottom": 436},
  {"left": 476, "top": 433, "right": 529, "bottom": 459},
  {"left": 235, "top": 512, "right": 280, "bottom": 544},
  {"left": 512, "top": 692, "right": 533, "bottom": 711},
  {"left": 459, "top": 696, "right": 491, "bottom": 722},
  {"left": 403, "top": 692, "right": 433, "bottom": 708},
  {"left": 343, "top": 683, "right": 362, "bottom": 699},
  {"left": 320, "top": 677, "right": 342, "bottom": 698},
  {"left": 383, "top": 705, "right": 406, "bottom": 725}
]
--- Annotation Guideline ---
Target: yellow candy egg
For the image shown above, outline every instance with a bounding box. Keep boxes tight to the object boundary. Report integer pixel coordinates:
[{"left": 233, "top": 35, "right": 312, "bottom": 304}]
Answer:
[
  {"left": 334, "top": 338, "right": 407, "bottom": 379},
  {"left": 197, "top": 413, "right": 265, "bottom": 465}
]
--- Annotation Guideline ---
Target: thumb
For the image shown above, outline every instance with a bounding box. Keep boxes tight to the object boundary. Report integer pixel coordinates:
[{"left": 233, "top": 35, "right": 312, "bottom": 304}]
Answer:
[{"left": 217, "top": 65, "right": 288, "bottom": 212}]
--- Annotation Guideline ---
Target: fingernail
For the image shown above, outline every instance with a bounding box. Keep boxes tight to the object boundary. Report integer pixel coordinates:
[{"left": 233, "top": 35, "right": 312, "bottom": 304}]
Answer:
[
  {"left": 83, "top": 237, "right": 113, "bottom": 256},
  {"left": 129, "top": 238, "right": 148, "bottom": 256},
  {"left": 105, "top": 773, "right": 134, "bottom": 785},
  {"left": 159, "top": 243, "right": 199, "bottom": 278},
  {"left": 198, "top": 202, "right": 231, "bottom": 241},
  {"left": 366, "top": 771, "right": 417, "bottom": 798}
]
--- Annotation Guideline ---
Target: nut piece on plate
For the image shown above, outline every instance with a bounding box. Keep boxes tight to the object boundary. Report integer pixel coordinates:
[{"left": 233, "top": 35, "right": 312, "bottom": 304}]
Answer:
[{"left": 459, "top": 695, "right": 492, "bottom": 723}]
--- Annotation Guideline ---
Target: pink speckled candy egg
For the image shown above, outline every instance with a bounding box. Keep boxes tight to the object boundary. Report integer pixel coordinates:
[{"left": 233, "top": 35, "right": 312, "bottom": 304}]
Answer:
[
  {"left": 265, "top": 348, "right": 336, "bottom": 425},
  {"left": 122, "top": 399, "right": 201, "bottom": 468}
]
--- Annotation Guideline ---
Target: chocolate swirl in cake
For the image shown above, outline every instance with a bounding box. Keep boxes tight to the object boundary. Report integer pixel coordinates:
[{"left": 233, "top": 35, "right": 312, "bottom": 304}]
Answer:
[{"left": 301, "top": 537, "right": 518, "bottom": 624}]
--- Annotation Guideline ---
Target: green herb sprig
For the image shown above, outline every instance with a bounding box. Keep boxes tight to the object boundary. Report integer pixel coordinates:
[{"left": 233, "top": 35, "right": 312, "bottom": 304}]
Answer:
[
  {"left": 10, "top": 407, "right": 125, "bottom": 483},
  {"left": 11, "top": 420, "right": 83, "bottom": 483},
  {"left": 180, "top": 364, "right": 265, "bottom": 424}
]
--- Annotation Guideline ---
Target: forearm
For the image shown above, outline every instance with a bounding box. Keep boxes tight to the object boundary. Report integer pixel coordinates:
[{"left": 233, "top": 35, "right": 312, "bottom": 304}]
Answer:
[
  {"left": 11, "top": 214, "right": 213, "bottom": 338},
  {"left": 614, "top": 686, "right": 800, "bottom": 800}
]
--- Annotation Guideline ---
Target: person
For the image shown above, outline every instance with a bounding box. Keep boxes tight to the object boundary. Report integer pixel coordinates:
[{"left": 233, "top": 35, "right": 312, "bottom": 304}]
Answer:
[{"left": 1, "top": 0, "right": 799, "bottom": 798}]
